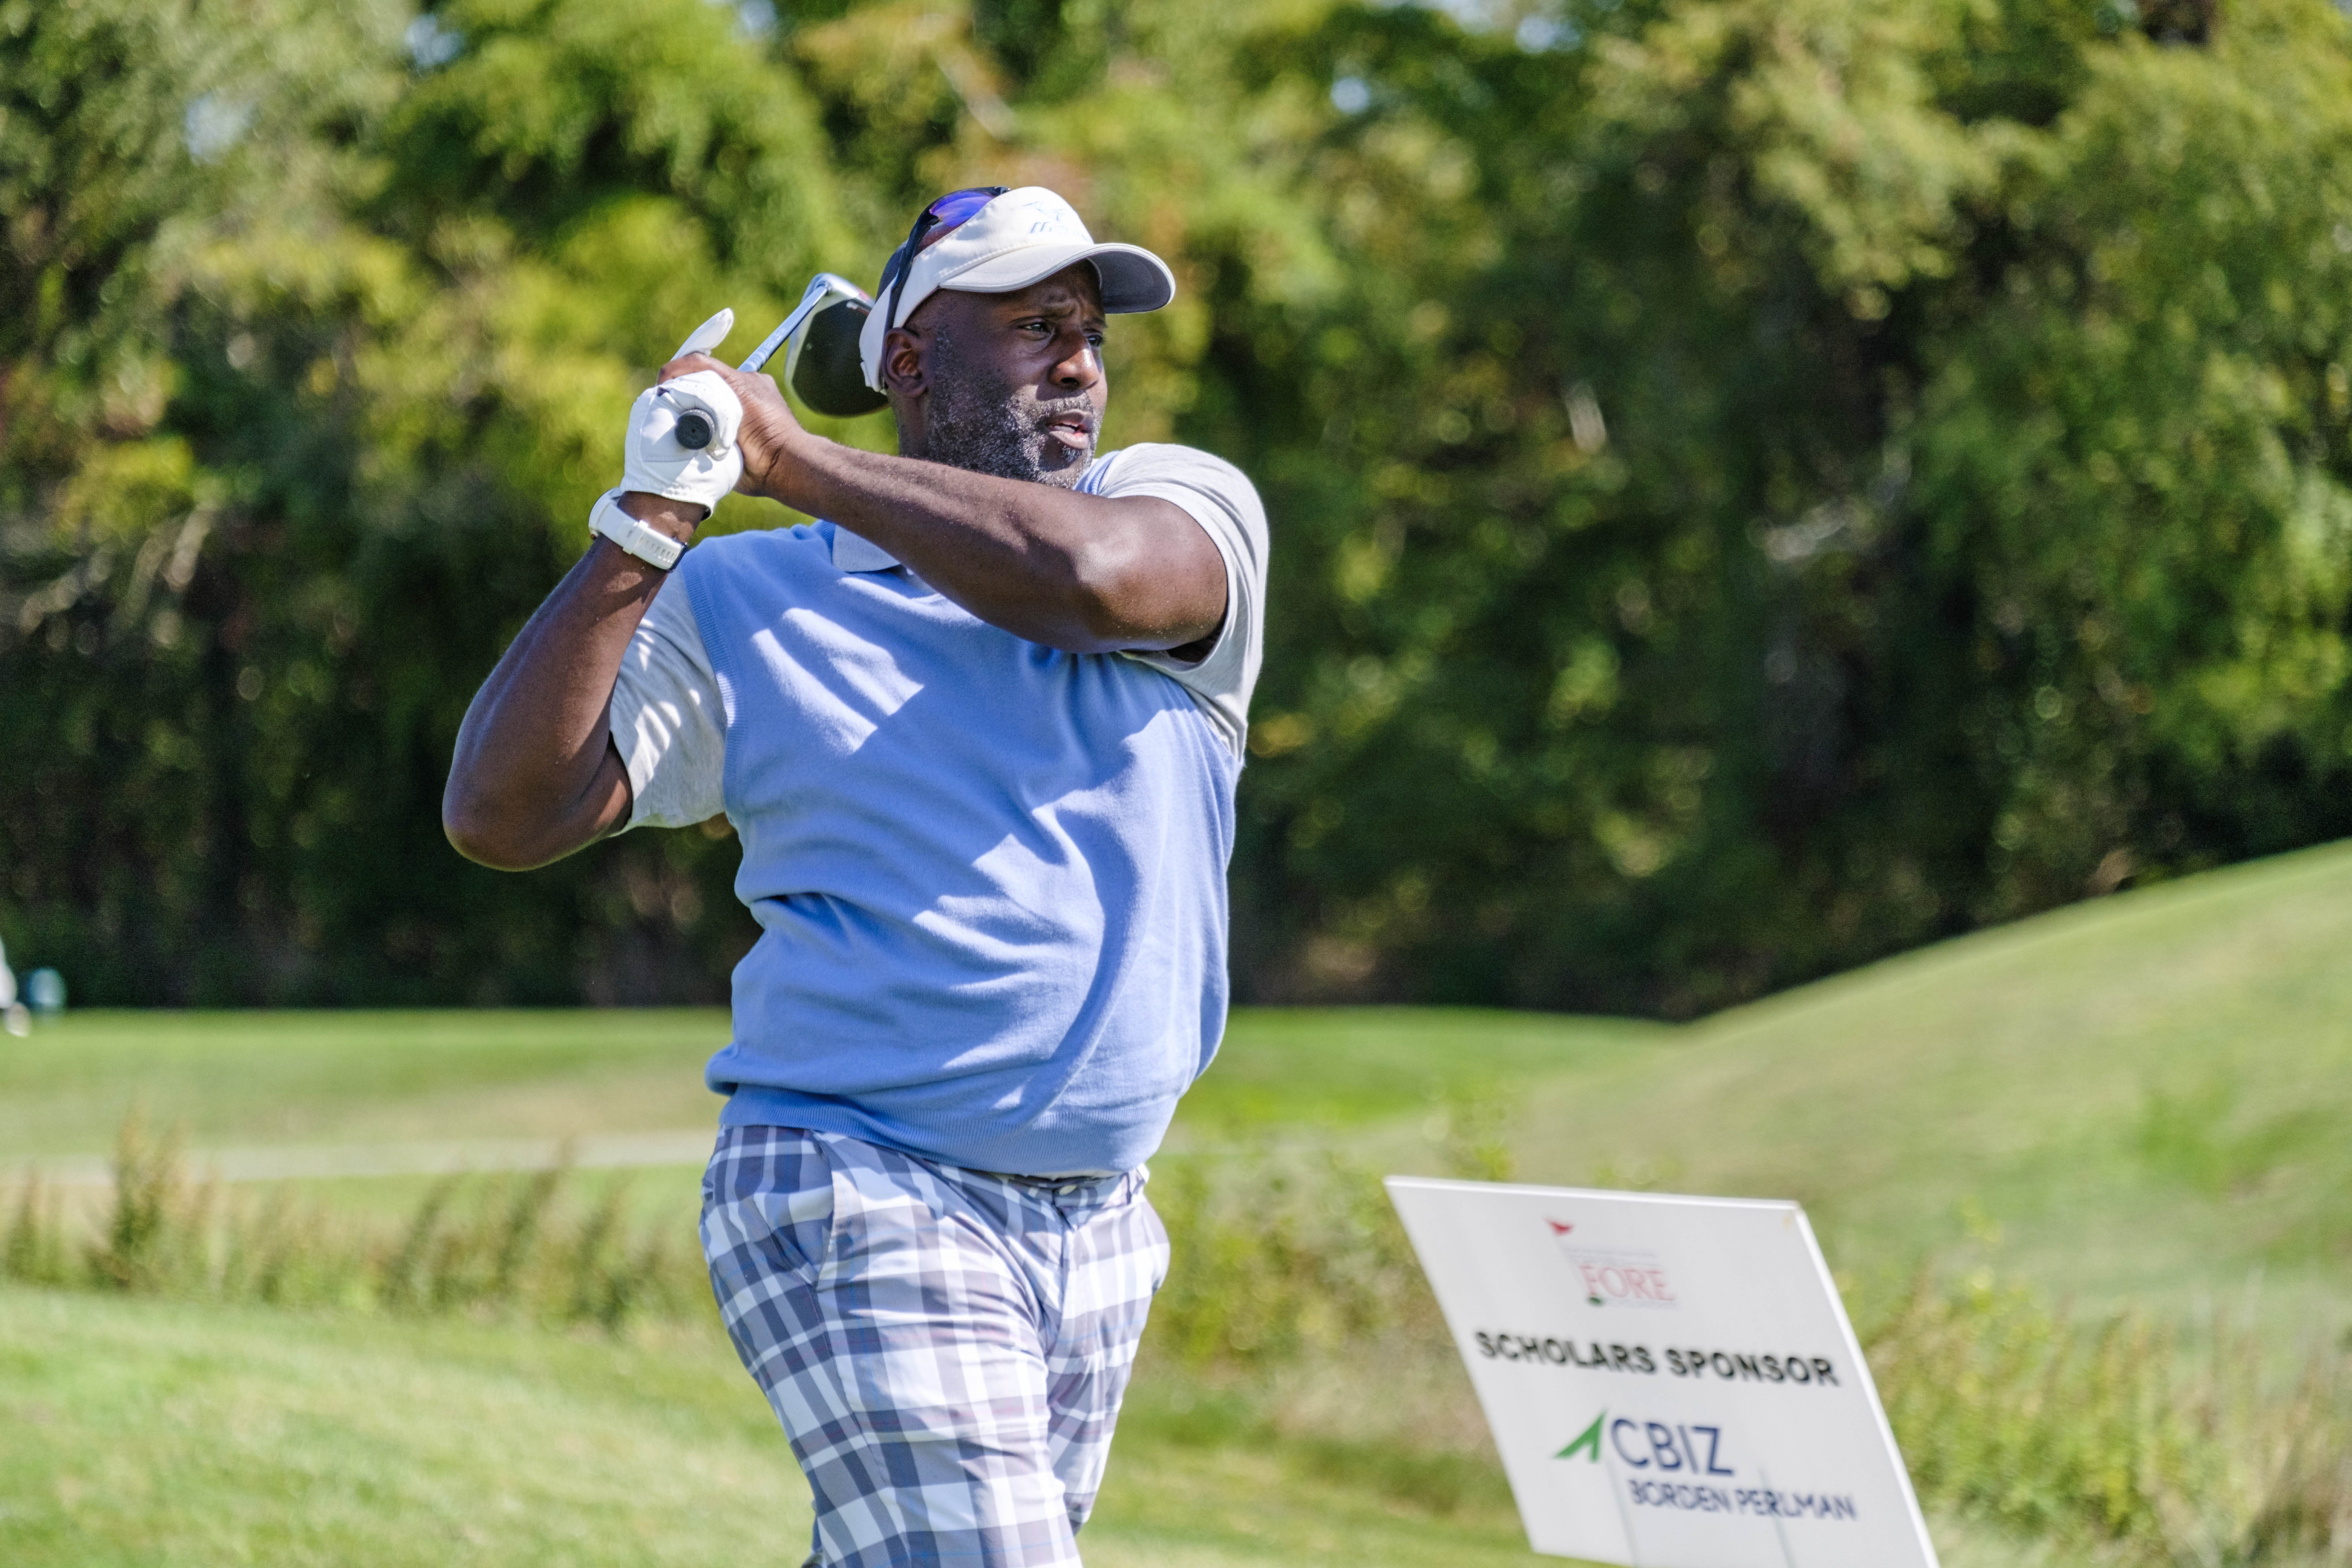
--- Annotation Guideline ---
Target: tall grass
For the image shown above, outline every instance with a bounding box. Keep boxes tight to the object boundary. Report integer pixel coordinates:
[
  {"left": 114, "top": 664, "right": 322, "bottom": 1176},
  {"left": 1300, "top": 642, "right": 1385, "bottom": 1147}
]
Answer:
[
  {"left": 4, "top": 1113, "right": 701, "bottom": 1330},
  {"left": 7, "top": 1111, "right": 2348, "bottom": 1562},
  {"left": 1144, "top": 1110, "right": 2352, "bottom": 1565},
  {"left": 1145, "top": 1152, "right": 1436, "bottom": 1368},
  {"left": 1862, "top": 1273, "right": 2352, "bottom": 1565},
  {"left": 1142, "top": 1088, "right": 1512, "bottom": 1369}
]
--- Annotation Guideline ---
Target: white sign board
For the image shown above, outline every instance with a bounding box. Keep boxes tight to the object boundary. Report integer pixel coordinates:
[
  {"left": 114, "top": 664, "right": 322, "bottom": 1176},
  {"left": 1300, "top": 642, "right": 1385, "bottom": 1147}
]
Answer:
[{"left": 1385, "top": 1177, "right": 1938, "bottom": 1568}]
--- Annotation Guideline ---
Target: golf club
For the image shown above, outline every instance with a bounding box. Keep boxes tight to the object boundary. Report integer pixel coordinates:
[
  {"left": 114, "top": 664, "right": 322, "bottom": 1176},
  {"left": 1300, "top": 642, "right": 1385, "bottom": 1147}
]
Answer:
[{"left": 674, "top": 273, "right": 887, "bottom": 450}]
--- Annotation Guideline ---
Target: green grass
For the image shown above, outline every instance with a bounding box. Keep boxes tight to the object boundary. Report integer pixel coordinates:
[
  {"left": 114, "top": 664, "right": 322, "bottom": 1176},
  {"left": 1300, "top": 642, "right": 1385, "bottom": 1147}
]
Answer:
[
  {"left": 14, "top": 837, "right": 2352, "bottom": 1563},
  {"left": 0, "top": 1006, "right": 1658, "bottom": 1156},
  {"left": 0, "top": 1284, "right": 2115, "bottom": 1568},
  {"left": 0, "top": 1287, "right": 804, "bottom": 1567},
  {"left": 0, "top": 1011, "right": 731, "bottom": 1158},
  {"left": 1485, "top": 840, "right": 2352, "bottom": 1331},
  {"left": 0, "top": 1285, "right": 1556, "bottom": 1568}
]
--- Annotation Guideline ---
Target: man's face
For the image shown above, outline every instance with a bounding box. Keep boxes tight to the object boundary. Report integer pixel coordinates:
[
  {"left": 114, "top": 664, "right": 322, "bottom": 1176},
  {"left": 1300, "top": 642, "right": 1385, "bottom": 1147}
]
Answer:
[{"left": 901, "top": 266, "right": 1110, "bottom": 489}]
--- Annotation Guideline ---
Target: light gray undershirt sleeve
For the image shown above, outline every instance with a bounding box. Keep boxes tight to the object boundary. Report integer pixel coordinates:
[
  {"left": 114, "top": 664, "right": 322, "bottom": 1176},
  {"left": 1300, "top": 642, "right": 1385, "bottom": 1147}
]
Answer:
[
  {"left": 606, "top": 573, "right": 728, "bottom": 830},
  {"left": 1090, "top": 443, "right": 1270, "bottom": 758}
]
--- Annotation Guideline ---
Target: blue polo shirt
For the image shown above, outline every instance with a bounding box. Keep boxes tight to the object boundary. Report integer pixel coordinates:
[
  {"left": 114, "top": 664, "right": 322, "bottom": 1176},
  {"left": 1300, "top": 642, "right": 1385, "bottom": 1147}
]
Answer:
[{"left": 614, "top": 445, "right": 1267, "bottom": 1175}]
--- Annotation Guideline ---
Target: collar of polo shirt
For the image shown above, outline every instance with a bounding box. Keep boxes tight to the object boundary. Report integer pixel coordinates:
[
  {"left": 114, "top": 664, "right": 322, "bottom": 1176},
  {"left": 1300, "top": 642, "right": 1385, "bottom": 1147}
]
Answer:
[{"left": 831, "top": 526, "right": 900, "bottom": 573}]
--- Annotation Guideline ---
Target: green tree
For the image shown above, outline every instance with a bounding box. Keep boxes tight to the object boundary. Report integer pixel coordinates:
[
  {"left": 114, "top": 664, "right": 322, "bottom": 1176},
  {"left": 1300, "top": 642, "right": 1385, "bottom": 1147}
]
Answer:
[
  {"left": 7, "top": 0, "right": 2352, "bottom": 1016},
  {"left": 1212, "top": 0, "right": 2352, "bottom": 1010},
  {"left": 1, "top": 0, "right": 850, "bottom": 1001}
]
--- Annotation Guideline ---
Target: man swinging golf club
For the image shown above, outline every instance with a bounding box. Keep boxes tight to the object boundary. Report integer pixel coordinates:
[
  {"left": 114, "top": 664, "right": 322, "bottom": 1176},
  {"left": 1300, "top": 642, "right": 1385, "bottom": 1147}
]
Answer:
[{"left": 442, "top": 186, "right": 1267, "bottom": 1566}]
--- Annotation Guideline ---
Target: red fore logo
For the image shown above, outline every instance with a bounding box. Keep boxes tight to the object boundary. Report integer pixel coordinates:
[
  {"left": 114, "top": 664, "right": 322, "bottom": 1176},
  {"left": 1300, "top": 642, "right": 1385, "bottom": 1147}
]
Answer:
[{"left": 1549, "top": 1220, "right": 1678, "bottom": 1310}]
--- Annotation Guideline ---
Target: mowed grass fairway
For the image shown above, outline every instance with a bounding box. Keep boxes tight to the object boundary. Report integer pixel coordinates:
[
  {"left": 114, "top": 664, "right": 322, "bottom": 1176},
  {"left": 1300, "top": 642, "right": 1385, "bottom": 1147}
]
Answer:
[
  {"left": 0, "top": 1289, "right": 1562, "bottom": 1568},
  {"left": 9, "top": 840, "right": 2352, "bottom": 1563}
]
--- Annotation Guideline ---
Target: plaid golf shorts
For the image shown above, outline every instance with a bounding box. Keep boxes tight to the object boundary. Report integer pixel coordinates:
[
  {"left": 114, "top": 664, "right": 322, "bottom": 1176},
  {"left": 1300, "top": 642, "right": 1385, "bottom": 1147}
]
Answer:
[{"left": 701, "top": 1125, "right": 1169, "bottom": 1568}]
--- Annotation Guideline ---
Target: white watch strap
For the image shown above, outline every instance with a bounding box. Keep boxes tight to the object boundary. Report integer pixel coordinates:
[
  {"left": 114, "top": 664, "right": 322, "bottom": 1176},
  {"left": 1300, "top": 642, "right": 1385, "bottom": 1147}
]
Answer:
[{"left": 588, "top": 488, "right": 688, "bottom": 571}]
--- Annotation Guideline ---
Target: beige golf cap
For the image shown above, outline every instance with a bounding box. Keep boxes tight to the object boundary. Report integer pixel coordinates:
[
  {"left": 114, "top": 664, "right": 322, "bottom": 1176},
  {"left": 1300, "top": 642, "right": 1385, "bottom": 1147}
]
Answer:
[{"left": 859, "top": 186, "right": 1177, "bottom": 393}]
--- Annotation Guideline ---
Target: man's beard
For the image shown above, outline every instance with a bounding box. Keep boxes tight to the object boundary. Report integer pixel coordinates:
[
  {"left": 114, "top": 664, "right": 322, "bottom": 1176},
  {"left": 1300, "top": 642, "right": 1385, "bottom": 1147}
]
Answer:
[{"left": 920, "top": 326, "right": 1096, "bottom": 489}]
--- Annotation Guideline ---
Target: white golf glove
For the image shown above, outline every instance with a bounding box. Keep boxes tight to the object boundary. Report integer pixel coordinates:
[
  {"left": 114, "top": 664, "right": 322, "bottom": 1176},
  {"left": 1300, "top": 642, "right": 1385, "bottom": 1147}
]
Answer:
[{"left": 621, "top": 309, "right": 745, "bottom": 513}]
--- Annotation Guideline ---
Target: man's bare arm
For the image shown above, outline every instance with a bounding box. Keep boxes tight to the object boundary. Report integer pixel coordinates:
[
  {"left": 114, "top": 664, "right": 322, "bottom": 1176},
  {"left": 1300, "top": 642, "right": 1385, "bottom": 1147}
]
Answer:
[
  {"left": 682, "top": 354, "right": 1227, "bottom": 656},
  {"left": 446, "top": 305, "right": 1227, "bottom": 873},
  {"left": 441, "top": 495, "right": 700, "bottom": 870}
]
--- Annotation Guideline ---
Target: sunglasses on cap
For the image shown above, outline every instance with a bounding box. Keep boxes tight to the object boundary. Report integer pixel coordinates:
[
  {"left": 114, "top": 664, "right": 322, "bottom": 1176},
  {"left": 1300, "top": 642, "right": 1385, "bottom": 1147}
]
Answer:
[{"left": 877, "top": 186, "right": 1011, "bottom": 337}]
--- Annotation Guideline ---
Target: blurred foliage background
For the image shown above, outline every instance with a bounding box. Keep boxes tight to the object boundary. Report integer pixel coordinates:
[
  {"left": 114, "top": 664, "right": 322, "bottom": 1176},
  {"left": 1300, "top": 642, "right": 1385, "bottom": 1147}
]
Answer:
[{"left": 6, "top": 0, "right": 2352, "bottom": 1012}]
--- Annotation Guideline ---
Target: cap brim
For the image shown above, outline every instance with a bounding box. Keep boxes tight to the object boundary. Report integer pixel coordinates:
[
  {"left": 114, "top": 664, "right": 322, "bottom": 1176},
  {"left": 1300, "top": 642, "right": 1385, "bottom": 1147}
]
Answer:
[{"left": 939, "top": 242, "right": 1176, "bottom": 313}]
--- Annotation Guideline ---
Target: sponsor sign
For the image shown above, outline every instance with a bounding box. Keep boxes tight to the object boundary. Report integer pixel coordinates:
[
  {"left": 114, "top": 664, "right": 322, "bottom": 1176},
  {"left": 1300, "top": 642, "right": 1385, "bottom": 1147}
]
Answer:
[{"left": 1385, "top": 1177, "right": 1938, "bottom": 1568}]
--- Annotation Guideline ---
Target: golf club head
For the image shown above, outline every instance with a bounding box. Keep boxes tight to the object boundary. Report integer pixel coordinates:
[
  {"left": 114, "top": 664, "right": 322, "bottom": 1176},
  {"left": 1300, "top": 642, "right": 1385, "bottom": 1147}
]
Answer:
[{"left": 784, "top": 275, "right": 890, "bottom": 419}]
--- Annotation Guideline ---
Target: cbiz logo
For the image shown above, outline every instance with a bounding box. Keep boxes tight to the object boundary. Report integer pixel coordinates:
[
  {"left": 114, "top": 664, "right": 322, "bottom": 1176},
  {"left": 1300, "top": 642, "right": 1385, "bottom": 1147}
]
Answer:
[
  {"left": 1559, "top": 1408, "right": 1863, "bottom": 1522},
  {"left": 1551, "top": 1220, "right": 1678, "bottom": 1309},
  {"left": 1556, "top": 1409, "right": 1733, "bottom": 1475}
]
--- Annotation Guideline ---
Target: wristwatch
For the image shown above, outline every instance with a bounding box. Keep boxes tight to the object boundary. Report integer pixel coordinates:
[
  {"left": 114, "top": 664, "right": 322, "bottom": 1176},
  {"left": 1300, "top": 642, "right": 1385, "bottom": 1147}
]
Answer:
[{"left": 588, "top": 488, "right": 689, "bottom": 571}]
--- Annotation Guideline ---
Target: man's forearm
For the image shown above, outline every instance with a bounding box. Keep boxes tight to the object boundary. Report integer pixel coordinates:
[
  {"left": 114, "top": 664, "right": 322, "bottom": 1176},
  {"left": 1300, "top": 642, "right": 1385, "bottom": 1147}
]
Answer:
[
  {"left": 442, "top": 498, "right": 698, "bottom": 870},
  {"left": 767, "top": 435, "right": 1222, "bottom": 654}
]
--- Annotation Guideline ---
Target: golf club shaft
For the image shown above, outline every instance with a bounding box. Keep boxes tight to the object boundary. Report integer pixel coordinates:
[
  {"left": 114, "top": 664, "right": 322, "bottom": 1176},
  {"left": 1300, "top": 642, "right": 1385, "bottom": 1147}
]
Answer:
[
  {"left": 678, "top": 275, "right": 867, "bottom": 447},
  {"left": 738, "top": 276, "right": 838, "bottom": 374}
]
